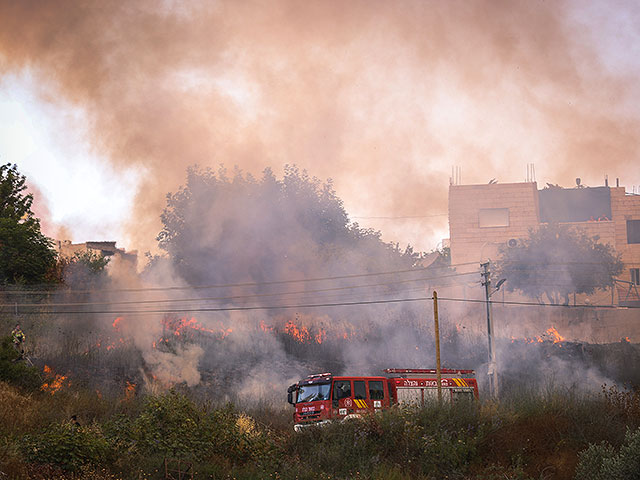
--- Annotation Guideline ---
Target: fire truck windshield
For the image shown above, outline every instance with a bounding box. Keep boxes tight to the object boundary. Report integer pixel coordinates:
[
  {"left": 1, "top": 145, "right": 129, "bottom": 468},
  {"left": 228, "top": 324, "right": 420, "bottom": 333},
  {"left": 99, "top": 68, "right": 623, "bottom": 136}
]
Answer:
[{"left": 296, "top": 383, "right": 331, "bottom": 403}]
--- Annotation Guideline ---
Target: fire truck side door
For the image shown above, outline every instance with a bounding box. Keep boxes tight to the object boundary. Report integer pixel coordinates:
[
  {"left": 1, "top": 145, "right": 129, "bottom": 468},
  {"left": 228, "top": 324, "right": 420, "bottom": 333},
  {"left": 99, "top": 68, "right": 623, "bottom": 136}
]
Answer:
[
  {"left": 368, "top": 380, "right": 385, "bottom": 409},
  {"left": 353, "top": 380, "right": 367, "bottom": 410},
  {"left": 332, "top": 380, "right": 351, "bottom": 408}
]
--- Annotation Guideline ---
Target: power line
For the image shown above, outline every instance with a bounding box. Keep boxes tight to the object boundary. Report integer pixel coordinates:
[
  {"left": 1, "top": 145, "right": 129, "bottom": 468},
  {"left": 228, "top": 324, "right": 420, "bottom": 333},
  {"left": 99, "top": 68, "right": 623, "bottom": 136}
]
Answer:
[
  {"left": 16, "top": 296, "right": 435, "bottom": 316},
  {"left": 1, "top": 271, "right": 478, "bottom": 309},
  {"left": 436, "top": 296, "right": 639, "bottom": 309},
  {"left": 11, "top": 293, "right": 639, "bottom": 316},
  {"left": 0, "top": 261, "right": 479, "bottom": 296},
  {"left": 0, "top": 259, "right": 623, "bottom": 297}
]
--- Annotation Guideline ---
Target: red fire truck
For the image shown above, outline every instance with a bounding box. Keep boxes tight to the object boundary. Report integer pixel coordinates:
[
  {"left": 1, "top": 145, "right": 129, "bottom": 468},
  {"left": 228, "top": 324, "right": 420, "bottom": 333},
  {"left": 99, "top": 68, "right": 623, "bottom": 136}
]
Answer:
[{"left": 288, "top": 368, "right": 479, "bottom": 431}]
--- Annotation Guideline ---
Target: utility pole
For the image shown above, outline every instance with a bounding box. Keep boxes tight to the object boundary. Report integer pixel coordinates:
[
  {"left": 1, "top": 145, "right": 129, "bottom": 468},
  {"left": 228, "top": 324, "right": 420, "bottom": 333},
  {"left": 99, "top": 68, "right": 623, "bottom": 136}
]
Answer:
[
  {"left": 481, "top": 262, "right": 498, "bottom": 397},
  {"left": 432, "top": 290, "right": 442, "bottom": 404}
]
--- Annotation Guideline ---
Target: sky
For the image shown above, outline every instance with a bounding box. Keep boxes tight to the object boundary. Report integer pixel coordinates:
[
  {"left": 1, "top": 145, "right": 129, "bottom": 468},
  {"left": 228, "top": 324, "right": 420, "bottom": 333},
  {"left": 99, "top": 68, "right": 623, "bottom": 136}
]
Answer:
[{"left": 0, "top": 0, "right": 639, "bottom": 256}]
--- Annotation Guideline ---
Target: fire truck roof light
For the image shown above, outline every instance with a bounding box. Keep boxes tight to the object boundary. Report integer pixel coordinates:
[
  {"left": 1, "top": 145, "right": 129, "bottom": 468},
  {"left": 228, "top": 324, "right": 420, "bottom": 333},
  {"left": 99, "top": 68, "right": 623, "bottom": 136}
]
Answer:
[{"left": 307, "top": 373, "right": 332, "bottom": 379}]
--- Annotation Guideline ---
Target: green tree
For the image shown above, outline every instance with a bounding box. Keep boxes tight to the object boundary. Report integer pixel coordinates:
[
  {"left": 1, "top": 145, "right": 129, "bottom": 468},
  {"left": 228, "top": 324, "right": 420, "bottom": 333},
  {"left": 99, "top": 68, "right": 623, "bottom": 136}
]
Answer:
[
  {"left": 153, "top": 165, "right": 422, "bottom": 287},
  {"left": 0, "top": 163, "right": 57, "bottom": 284},
  {"left": 496, "top": 224, "right": 623, "bottom": 305},
  {"left": 52, "top": 250, "right": 110, "bottom": 288}
]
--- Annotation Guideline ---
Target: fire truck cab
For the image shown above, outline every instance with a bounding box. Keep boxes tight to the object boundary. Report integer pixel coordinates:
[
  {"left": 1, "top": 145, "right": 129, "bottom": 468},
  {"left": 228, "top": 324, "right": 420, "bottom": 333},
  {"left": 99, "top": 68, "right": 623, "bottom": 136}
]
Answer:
[{"left": 288, "top": 368, "right": 479, "bottom": 431}]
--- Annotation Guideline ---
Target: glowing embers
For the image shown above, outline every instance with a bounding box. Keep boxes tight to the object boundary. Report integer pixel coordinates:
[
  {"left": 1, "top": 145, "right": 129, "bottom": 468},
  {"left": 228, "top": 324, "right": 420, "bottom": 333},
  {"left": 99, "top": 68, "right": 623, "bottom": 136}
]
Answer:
[{"left": 41, "top": 365, "right": 71, "bottom": 394}]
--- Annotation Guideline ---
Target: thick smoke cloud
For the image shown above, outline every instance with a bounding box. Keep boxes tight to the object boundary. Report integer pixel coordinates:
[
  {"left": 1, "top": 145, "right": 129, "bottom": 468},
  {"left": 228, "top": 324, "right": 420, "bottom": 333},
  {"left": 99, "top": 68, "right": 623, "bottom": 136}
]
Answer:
[
  {"left": 1, "top": 0, "right": 638, "bottom": 400},
  {"left": 1, "top": 0, "right": 639, "bottom": 252}
]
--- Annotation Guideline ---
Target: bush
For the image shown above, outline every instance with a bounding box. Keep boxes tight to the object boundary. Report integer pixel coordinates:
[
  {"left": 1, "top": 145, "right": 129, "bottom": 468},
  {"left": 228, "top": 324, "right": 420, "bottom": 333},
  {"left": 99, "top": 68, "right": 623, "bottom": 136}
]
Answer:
[
  {"left": 574, "top": 427, "right": 640, "bottom": 480},
  {"left": 0, "top": 335, "right": 41, "bottom": 391},
  {"left": 21, "top": 421, "right": 110, "bottom": 472},
  {"left": 132, "top": 389, "right": 212, "bottom": 460},
  {"left": 284, "top": 403, "right": 483, "bottom": 478}
]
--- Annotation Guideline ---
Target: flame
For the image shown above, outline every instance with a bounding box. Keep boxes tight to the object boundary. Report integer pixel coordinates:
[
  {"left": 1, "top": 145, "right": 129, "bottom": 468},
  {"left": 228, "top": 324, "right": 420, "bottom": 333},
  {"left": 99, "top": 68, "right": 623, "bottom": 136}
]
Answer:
[
  {"left": 624, "top": 336, "right": 631, "bottom": 343},
  {"left": 546, "top": 327, "right": 565, "bottom": 343},
  {"left": 41, "top": 365, "right": 70, "bottom": 394},
  {"left": 112, "top": 317, "right": 123, "bottom": 330},
  {"left": 284, "top": 320, "right": 311, "bottom": 343},
  {"left": 260, "top": 320, "right": 274, "bottom": 332},
  {"left": 512, "top": 327, "right": 565, "bottom": 345},
  {"left": 315, "top": 327, "right": 326, "bottom": 344},
  {"left": 283, "top": 320, "right": 328, "bottom": 344},
  {"left": 125, "top": 381, "right": 136, "bottom": 400},
  {"left": 162, "top": 316, "right": 231, "bottom": 340}
]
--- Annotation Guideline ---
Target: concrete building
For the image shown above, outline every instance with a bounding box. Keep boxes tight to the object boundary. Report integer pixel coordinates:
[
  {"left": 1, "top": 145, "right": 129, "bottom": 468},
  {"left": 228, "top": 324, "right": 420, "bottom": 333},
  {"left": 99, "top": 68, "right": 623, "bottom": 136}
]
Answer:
[
  {"left": 54, "top": 240, "right": 138, "bottom": 273},
  {"left": 448, "top": 180, "right": 640, "bottom": 296},
  {"left": 445, "top": 179, "right": 640, "bottom": 344}
]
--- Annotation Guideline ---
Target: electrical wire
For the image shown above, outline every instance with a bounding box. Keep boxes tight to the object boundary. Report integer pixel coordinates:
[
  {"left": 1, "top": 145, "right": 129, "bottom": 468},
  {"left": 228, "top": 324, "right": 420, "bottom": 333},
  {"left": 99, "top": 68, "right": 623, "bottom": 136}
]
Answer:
[
  {"left": 9, "top": 293, "right": 638, "bottom": 316},
  {"left": 0, "top": 270, "right": 478, "bottom": 308},
  {"left": 436, "top": 296, "right": 639, "bottom": 309},
  {"left": 0, "top": 261, "right": 479, "bottom": 296}
]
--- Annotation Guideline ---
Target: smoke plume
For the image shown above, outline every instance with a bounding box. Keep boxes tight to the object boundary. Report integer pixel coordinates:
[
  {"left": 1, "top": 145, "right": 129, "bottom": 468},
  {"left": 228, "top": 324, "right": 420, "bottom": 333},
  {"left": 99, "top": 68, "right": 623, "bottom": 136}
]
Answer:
[{"left": 1, "top": 0, "right": 639, "bottom": 252}]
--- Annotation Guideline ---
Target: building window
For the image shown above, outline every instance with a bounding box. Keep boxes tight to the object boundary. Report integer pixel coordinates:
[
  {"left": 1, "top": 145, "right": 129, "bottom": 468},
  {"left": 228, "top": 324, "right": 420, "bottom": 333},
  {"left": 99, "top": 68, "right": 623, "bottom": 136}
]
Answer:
[
  {"left": 632, "top": 268, "right": 640, "bottom": 285},
  {"left": 479, "top": 208, "right": 509, "bottom": 228},
  {"left": 628, "top": 220, "right": 640, "bottom": 244}
]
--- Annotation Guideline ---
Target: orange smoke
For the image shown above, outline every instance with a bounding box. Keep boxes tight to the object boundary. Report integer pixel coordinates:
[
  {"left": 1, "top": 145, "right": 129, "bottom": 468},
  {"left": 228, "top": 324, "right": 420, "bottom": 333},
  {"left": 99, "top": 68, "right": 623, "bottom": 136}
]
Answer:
[{"left": 2, "top": 1, "right": 637, "bottom": 253}]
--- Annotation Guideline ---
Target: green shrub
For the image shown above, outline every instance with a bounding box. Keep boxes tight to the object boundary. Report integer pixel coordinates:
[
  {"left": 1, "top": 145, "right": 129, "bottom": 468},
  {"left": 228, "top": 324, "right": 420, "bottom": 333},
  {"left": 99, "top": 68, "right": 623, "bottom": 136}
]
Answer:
[
  {"left": 132, "top": 389, "right": 213, "bottom": 460},
  {"left": 0, "top": 335, "right": 41, "bottom": 391},
  {"left": 574, "top": 427, "right": 640, "bottom": 480},
  {"left": 21, "top": 421, "right": 110, "bottom": 471},
  {"left": 285, "top": 404, "right": 484, "bottom": 478}
]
